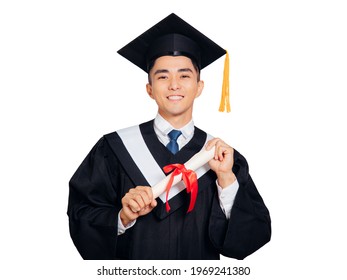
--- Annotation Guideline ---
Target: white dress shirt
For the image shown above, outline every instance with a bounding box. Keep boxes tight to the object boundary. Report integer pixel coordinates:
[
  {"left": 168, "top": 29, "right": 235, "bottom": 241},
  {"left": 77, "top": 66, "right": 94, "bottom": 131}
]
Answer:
[
  {"left": 153, "top": 113, "right": 195, "bottom": 150},
  {"left": 118, "top": 114, "right": 239, "bottom": 234}
]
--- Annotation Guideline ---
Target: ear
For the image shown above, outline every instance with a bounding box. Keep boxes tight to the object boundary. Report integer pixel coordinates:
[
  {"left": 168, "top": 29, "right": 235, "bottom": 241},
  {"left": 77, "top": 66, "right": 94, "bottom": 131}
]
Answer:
[
  {"left": 196, "top": 80, "right": 204, "bottom": 98},
  {"left": 146, "top": 83, "right": 154, "bottom": 99}
]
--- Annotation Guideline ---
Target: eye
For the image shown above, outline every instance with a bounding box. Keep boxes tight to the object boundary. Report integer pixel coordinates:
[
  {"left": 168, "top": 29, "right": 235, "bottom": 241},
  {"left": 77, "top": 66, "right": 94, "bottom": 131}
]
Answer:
[
  {"left": 181, "top": 74, "right": 191, "bottom": 79},
  {"left": 157, "top": 75, "right": 168, "bottom": 80}
]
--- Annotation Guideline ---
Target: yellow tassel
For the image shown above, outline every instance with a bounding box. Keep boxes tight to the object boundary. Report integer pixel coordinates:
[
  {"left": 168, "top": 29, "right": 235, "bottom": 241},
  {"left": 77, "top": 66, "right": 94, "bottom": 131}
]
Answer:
[{"left": 219, "top": 50, "right": 231, "bottom": 112}]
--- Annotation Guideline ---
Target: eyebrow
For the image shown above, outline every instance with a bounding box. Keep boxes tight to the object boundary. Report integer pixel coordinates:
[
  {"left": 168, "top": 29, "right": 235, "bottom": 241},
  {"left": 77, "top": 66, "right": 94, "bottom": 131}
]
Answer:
[{"left": 153, "top": 68, "right": 193, "bottom": 76}]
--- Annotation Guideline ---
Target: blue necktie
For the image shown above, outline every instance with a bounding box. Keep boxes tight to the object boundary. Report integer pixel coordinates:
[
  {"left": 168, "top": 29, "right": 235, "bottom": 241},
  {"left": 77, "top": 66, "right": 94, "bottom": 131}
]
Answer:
[{"left": 166, "top": 130, "right": 182, "bottom": 154}]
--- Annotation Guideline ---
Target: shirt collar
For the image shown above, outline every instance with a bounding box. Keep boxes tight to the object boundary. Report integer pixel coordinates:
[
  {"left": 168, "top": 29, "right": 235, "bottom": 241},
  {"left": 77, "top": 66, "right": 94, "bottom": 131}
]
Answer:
[{"left": 154, "top": 114, "right": 194, "bottom": 140}]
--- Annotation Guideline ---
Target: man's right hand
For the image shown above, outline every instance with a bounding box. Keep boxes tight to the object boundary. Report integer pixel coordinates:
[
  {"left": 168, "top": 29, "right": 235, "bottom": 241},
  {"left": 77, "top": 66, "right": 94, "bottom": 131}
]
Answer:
[{"left": 120, "top": 186, "right": 157, "bottom": 227}]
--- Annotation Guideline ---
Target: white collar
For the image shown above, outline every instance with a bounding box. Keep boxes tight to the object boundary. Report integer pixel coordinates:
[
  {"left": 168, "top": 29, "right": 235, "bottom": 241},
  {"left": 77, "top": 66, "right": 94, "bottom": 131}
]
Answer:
[{"left": 153, "top": 114, "right": 195, "bottom": 140}]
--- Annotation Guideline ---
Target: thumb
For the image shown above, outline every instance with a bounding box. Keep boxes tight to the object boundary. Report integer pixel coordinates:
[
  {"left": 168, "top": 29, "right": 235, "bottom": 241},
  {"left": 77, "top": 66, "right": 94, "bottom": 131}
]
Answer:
[{"left": 151, "top": 199, "right": 158, "bottom": 208}]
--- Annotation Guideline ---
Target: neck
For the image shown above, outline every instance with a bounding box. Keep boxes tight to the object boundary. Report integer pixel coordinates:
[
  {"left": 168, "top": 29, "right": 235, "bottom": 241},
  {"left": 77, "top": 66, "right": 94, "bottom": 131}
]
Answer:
[{"left": 158, "top": 112, "right": 192, "bottom": 129}]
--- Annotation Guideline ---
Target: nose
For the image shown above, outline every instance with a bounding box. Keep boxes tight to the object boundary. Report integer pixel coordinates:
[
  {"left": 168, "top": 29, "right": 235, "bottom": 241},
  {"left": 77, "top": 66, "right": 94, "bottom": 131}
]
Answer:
[{"left": 169, "top": 76, "right": 180, "bottom": 91}]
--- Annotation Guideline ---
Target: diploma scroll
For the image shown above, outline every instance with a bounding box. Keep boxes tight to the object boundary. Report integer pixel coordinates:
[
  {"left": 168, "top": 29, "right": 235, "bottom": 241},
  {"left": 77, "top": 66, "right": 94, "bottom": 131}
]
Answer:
[{"left": 152, "top": 146, "right": 215, "bottom": 199}]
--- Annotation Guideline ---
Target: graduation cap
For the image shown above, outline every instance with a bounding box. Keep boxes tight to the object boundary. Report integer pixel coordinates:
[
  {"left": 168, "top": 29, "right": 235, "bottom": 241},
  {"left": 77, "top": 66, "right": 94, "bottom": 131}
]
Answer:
[{"left": 117, "top": 13, "right": 230, "bottom": 112}]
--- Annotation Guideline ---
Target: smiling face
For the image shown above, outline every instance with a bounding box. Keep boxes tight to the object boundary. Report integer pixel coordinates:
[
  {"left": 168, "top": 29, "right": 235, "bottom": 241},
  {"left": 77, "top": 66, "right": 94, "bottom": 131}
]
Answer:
[{"left": 146, "top": 56, "right": 204, "bottom": 127}]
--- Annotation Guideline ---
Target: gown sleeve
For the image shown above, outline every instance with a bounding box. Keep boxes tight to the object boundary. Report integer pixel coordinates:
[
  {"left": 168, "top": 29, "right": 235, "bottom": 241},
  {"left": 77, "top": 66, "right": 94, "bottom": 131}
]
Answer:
[
  {"left": 208, "top": 150, "right": 271, "bottom": 260},
  {"left": 67, "top": 137, "right": 121, "bottom": 260}
]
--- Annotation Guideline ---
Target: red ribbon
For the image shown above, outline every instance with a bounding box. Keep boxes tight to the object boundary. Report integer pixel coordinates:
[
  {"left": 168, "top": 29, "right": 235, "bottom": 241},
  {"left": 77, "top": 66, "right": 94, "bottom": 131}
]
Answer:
[{"left": 162, "top": 164, "right": 198, "bottom": 213}]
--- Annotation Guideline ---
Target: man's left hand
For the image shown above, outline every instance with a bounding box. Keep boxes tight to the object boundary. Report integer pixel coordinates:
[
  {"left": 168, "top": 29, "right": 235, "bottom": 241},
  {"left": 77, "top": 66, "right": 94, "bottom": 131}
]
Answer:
[{"left": 206, "top": 138, "right": 236, "bottom": 188}]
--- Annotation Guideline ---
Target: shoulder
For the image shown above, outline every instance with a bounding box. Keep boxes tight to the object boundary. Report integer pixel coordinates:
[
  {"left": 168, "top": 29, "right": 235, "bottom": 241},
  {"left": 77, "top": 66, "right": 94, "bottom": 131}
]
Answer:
[
  {"left": 232, "top": 148, "right": 251, "bottom": 183},
  {"left": 193, "top": 125, "right": 210, "bottom": 141},
  {"left": 234, "top": 148, "right": 248, "bottom": 164},
  {"left": 193, "top": 125, "right": 207, "bottom": 135},
  {"left": 101, "top": 120, "right": 155, "bottom": 156},
  {"left": 104, "top": 119, "right": 154, "bottom": 140}
]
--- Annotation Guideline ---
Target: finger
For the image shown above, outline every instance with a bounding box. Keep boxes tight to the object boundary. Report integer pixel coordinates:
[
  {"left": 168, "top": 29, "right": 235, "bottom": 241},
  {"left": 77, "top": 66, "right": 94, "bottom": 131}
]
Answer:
[
  {"left": 129, "top": 187, "right": 152, "bottom": 207},
  {"left": 207, "top": 138, "right": 228, "bottom": 155},
  {"left": 151, "top": 199, "right": 158, "bottom": 208},
  {"left": 127, "top": 199, "right": 142, "bottom": 212},
  {"left": 138, "top": 187, "right": 154, "bottom": 206},
  {"left": 123, "top": 193, "right": 143, "bottom": 212},
  {"left": 213, "top": 140, "right": 226, "bottom": 160},
  {"left": 134, "top": 186, "right": 154, "bottom": 201},
  {"left": 139, "top": 186, "right": 154, "bottom": 203},
  {"left": 216, "top": 144, "right": 228, "bottom": 160},
  {"left": 205, "top": 138, "right": 221, "bottom": 150},
  {"left": 121, "top": 193, "right": 134, "bottom": 206},
  {"left": 121, "top": 206, "right": 139, "bottom": 221},
  {"left": 217, "top": 145, "right": 233, "bottom": 161}
]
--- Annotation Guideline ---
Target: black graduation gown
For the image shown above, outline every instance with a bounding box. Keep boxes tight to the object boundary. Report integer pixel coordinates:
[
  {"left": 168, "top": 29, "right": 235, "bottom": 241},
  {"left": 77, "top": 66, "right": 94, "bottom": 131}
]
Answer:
[{"left": 67, "top": 120, "right": 271, "bottom": 260}]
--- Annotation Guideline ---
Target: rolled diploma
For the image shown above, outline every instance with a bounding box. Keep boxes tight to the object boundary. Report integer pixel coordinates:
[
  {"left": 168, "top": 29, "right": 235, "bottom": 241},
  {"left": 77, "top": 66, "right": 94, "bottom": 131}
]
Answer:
[{"left": 152, "top": 146, "right": 215, "bottom": 198}]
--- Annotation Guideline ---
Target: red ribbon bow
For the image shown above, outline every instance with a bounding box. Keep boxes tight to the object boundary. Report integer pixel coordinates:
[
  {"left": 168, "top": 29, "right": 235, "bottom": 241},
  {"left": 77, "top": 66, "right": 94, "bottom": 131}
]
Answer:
[{"left": 162, "top": 163, "right": 198, "bottom": 213}]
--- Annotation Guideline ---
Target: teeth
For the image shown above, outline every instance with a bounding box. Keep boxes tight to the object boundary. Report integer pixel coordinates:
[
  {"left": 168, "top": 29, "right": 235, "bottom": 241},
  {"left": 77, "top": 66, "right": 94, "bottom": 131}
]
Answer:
[{"left": 168, "top": 95, "right": 183, "bottom": 100}]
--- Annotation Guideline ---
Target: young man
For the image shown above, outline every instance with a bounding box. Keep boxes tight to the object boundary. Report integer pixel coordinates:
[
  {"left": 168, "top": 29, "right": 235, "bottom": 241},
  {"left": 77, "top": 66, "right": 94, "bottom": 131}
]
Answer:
[{"left": 68, "top": 13, "right": 271, "bottom": 260}]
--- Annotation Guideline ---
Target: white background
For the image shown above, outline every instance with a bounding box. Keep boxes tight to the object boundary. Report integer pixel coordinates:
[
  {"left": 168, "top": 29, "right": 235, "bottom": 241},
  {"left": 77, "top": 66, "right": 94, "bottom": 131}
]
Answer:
[{"left": 1, "top": 0, "right": 347, "bottom": 279}]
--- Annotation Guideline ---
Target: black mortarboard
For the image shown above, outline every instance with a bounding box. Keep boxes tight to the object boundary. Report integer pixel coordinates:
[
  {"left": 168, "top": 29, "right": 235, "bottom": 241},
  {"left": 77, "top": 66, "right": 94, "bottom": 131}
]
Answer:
[{"left": 117, "top": 13, "right": 231, "bottom": 112}]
